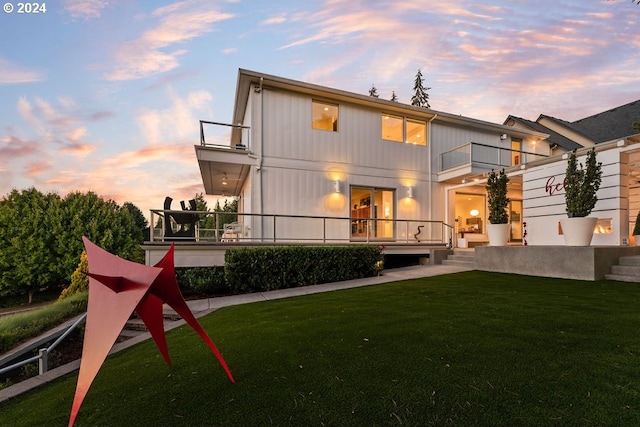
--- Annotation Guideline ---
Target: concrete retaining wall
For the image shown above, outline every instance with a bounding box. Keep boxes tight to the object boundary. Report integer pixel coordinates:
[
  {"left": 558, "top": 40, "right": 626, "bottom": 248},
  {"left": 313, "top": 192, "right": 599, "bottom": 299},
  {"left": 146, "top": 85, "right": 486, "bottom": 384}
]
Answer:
[{"left": 475, "top": 246, "right": 640, "bottom": 281}]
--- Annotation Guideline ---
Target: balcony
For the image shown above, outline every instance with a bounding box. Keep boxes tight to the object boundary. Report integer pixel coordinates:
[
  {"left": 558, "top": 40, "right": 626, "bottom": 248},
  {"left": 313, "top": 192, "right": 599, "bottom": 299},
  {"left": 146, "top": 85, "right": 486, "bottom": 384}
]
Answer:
[
  {"left": 194, "top": 120, "right": 256, "bottom": 196},
  {"left": 438, "top": 142, "right": 548, "bottom": 183}
]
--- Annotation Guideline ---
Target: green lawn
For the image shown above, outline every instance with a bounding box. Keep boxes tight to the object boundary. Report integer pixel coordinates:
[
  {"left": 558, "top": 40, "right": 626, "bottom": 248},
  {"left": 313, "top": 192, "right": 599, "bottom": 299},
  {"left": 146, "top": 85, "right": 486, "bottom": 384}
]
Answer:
[{"left": 2, "top": 271, "right": 640, "bottom": 426}]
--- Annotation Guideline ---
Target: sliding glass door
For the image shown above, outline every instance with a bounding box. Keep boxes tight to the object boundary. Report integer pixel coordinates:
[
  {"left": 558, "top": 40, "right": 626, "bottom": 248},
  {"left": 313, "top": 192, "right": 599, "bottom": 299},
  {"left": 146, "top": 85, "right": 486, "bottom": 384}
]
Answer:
[{"left": 350, "top": 187, "right": 395, "bottom": 240}]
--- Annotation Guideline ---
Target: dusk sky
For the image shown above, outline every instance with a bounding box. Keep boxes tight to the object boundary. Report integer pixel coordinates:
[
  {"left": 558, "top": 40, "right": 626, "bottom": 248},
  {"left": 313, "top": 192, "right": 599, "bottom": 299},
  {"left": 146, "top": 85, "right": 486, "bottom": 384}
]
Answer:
[{"left": 1, "top": 0, "right": 639, "bottom": 219}]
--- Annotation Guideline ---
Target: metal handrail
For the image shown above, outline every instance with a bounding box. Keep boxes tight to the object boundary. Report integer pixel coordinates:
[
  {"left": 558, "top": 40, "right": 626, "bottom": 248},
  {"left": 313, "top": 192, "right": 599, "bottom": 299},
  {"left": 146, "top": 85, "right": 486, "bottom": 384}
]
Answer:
[
  {"left": 149, "top": 210, "right": 454, "bottom": 246},
  {"left": 199, "top": 120, "right": 250, "bottom": 148},
  {"left": 0, "top": 312, "right": 87, "bottom": 376},
  {"left": 440, "top": 141, "right": 549, "bottom": 172}
]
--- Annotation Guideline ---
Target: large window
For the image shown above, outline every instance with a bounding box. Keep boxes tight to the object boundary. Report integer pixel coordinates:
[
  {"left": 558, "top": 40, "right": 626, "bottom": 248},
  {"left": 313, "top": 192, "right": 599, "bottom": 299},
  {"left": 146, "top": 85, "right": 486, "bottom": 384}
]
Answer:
[
  {"left": 351, "top": 187, "right": 395, "bottom": 240},
  {"left": 381, "top": 114, "right": 426, "bottom": 145},
  {"left": 312, "top": 100, "right": 338, "bottom": 131}
]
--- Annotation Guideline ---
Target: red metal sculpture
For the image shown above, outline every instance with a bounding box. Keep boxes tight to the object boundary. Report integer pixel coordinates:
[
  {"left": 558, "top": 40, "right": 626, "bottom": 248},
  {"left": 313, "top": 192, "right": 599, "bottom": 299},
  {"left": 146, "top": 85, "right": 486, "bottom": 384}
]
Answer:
[{"left": 68, "top": 237, "right": 234, "bottom": 427}]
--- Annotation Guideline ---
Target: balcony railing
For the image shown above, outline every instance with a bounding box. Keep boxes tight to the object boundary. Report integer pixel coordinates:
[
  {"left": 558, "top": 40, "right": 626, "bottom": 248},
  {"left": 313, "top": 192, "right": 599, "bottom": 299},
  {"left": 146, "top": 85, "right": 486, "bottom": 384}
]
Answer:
[
  {"left": 149, "top": 210, "right": 454, "bottom": 246},
  {"left": 440, "top": 142, "right": 548, "bottom": 172},
  {"left": 199, "top": 120, "right": 251, "bottom": 150}
]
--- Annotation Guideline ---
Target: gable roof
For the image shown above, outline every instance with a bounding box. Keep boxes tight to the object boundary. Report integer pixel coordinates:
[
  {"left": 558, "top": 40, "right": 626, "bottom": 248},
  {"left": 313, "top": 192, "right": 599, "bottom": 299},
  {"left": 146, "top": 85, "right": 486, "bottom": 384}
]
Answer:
[
  {"left": 504, "top": 115, "right": 582, "bottom": 151},
  {"left": 571, "top": 99, "right": 640, "bottom": 143},
  {"left": 506, "top": 99, "right": 640, "bottom": 150}
]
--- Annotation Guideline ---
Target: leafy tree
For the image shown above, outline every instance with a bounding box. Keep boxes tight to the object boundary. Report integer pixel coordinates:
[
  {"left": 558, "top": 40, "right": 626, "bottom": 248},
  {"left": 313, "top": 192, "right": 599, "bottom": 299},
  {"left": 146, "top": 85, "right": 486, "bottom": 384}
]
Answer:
[
  {"left": 411, "top": 69, "right": 431, "bottom": 108},
  {"left": 368, "top": 84, "right": 379, "bottom": 98},
  {"left": 0, "top": 188, "right": 62, "bottom": 303},
  {"left": 390, "top": 91, "right": 398, "bottom": 102},
  {"left": 122, "top": 202, "right": 148, "bottom": 241},
  {"left": 633, "top": 115, "right": 640, "bottom": 133},
  {"left": 0, "top": 189, "right": 147, "bottom": 303}
]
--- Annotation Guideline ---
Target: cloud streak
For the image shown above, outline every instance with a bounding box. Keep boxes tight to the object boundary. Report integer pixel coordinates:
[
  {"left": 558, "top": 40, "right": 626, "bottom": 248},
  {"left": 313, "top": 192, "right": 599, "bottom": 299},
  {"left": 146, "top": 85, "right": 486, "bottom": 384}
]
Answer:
[
  {"left": 106, "top": 1, "right": 235, "bottom": 81},
  {"left": 0, "top": 57, "right": 44, "bottom": 84}
]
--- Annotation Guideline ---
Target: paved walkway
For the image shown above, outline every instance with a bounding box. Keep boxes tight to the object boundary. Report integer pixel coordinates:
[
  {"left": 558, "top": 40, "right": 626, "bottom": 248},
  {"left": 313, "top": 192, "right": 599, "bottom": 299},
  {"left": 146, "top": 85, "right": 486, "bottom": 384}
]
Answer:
[{"left": 0, "top": 263, "right": 472, "bottom": 403}]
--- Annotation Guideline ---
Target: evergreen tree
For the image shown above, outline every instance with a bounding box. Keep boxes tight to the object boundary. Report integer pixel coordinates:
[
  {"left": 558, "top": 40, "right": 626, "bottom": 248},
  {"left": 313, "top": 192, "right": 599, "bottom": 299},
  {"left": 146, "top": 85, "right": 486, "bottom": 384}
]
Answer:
[
  {"left": 410, "top": 69, "right": 431, "bottom": 108},
  {"left": 633, "top": 114, "right": 640, "bottom": 133},
  {"left": 390, "top": 91, "right": 398, "bottom": 102},
  {"left": 368, "top": 84, "right": 379, "bottom": 98}
]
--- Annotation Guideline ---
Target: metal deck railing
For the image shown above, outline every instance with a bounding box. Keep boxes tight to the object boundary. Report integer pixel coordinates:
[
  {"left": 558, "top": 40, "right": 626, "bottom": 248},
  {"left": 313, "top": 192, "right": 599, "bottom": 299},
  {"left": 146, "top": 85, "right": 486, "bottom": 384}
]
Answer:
[{"left": 149, "top": 210, "right": 454, "bottom": 247}]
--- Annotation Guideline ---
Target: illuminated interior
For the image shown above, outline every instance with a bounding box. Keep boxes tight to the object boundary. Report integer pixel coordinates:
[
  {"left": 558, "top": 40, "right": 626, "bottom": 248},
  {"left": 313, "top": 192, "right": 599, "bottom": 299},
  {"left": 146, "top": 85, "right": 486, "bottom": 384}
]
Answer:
[
  {"left": 455, "top": 193, "right": 485, "bottom": 235},
  {"left": 351, "top": 187, "right": 394, "bottom": 239},
  {"left": 312, "top": 100, "right": 338, "bottom": 131}
]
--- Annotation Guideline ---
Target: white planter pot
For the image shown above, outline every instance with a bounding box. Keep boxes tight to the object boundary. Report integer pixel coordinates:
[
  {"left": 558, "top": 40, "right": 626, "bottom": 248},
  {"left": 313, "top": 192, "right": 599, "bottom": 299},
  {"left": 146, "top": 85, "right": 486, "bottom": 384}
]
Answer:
[
  {"left": 457, "top": 238, "right": 468, "bottom": 248},
  {"left": 487, "top": 223, "right": 510, "bottom": 246},
  {"left": 560, "top": 217, "right": 598, "bottom": 246}
]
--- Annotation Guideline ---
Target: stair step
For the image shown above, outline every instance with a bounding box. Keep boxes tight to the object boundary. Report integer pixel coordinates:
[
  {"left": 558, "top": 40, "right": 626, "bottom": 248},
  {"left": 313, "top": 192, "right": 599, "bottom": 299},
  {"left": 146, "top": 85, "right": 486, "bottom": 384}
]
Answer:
[
  {"left": 442, "top": 259, "right": 475, "bottom": 266},
  {"left": 611, "top": 265, "right": 640, "bottom": 276},
  {"left": 619, "top": 256, "right": 640, "bottom": 266},
  {"left": 605, "top": 273, "right": 640, "bottom": 283},
  {"left": 447, "top": 254, "right": 475, "bottom": 261}
]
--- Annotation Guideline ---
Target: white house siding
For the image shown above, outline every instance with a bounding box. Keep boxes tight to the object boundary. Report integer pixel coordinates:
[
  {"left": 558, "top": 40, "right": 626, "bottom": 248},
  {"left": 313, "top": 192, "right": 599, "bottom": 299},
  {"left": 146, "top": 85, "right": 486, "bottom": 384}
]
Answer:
[
  {"left": 244, "top": 86, "right": 436, "bottom": 241},
  {"left": 522, "top": 149, "right": 627, "bottom": 246}
]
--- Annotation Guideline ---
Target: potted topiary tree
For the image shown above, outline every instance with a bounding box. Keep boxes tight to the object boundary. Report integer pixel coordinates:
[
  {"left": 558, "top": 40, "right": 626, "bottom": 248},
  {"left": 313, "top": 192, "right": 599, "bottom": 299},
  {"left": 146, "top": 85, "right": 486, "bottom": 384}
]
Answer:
[
  {"left": 633, "top": 211, "right": 640, "bottom": 246},
  {"left": 486, "top": 169, "right": 510, "bottom": 246},
  {"left": 560, "top": 147, "right": 602, "bottom": 246}
]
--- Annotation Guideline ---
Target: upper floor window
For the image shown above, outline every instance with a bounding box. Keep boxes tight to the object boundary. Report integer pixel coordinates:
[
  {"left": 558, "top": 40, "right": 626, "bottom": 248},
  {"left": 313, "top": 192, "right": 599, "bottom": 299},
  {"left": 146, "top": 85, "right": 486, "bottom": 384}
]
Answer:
[
  {"left": 312, "top": 100, "right": 338, "bottom": 131},
  {"left": 382, "top": 114, "right": 403, "bottom": 142},
  {"left": 381, "top": 114, "right": 426, "bottom": 145}
]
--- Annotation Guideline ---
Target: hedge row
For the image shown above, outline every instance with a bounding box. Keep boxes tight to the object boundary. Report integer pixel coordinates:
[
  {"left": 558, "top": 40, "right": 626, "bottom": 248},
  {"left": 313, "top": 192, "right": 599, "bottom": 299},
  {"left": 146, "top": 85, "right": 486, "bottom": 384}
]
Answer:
[
  {"left": 224, "top": 245, "right": 383, "bottom": 294},
  {"left": 175, "top": 266, "right": 228, "bottom": 297}
]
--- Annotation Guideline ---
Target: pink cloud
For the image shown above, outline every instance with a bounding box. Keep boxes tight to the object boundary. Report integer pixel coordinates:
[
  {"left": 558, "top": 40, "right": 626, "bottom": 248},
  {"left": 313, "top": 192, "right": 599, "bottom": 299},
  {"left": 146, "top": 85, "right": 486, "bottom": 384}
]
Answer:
[
  {"left": 0, "top": 57, "right": 44, "bottom": 84},
  {"left": 63, "top": 0, "right": 109, "bottom": 20},
  {"left": 106, "top": 1, "right": 235, "bottom": 81}
]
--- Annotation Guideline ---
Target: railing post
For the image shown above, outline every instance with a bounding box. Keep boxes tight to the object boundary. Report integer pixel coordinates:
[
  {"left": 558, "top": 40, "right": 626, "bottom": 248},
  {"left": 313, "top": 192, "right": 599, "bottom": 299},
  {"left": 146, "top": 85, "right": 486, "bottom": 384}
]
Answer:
[
  {"left": 150, "top": 211, "right": 155, "bottom": 243},
  {"left": 215, "top": 213, "right": 220, "bottom": 242},
  {"left": 38, "top": 348, "right": 48, "bottom": 375},
  {"left": 323, "top": 218, "right": 326, "bottom": 243}
]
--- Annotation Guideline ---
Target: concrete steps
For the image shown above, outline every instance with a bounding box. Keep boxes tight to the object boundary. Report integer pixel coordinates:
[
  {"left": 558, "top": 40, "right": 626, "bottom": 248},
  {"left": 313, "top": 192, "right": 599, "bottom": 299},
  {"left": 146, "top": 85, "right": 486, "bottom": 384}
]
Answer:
[
  {"left": 123, "top": 310, "right": 183, "bottom": 334},
  {"left": 605, "top": 256, "right": 640, "bottom": 283},
  {"left": 442, "top": 249, "right": 475, "bottom": 267}
]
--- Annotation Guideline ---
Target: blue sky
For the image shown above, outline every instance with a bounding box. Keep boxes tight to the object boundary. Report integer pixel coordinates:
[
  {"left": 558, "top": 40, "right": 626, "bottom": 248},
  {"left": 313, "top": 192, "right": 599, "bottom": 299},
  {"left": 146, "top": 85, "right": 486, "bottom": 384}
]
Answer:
[{"left": 1, "top": 0, "right": 639, "bottom": 218}]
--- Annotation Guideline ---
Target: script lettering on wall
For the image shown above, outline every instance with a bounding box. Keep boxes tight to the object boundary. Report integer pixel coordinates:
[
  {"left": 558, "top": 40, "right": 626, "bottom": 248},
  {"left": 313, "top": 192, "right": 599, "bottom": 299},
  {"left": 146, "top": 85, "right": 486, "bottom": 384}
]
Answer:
[{"left": 545, "top": 175, "right": 566, "bottom": 196}]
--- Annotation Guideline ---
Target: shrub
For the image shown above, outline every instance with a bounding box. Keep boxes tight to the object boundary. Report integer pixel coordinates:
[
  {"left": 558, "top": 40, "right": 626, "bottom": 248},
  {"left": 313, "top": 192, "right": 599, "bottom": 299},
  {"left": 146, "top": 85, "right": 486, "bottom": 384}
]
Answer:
[
  {"left": 225, "top": 246, "right": 383, "bottom": 294},
  {"left": 0, "top": 292, "right": 87, "bottom": 353},
  {"left": 58, "top": 250, "right": 89, "bottom": 301},
  {"left": 175, "top": 267, "right": 229, "bottom": 296}
]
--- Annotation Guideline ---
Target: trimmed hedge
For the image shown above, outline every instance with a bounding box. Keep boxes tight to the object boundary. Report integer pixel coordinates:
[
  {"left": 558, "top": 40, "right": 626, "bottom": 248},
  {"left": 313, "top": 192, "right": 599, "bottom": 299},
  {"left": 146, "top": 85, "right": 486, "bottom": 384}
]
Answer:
[
  {"left": 224, "top": 245, "right": 383, "bottom": 294},
  {"left": 175, "top": 266, "right": 229, "bottom": 296}
]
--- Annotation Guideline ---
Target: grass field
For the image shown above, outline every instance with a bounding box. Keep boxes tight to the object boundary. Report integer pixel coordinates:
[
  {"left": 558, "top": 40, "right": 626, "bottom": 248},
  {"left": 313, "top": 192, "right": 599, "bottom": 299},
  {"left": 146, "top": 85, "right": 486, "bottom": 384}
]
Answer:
[{"left": 1, "top": 271, "right": 640, "bottom": 426}]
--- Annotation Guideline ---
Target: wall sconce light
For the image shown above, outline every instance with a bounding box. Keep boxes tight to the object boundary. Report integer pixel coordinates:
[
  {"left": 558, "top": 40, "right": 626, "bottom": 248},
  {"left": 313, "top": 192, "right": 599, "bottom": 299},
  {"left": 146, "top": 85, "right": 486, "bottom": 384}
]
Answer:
[
  {"left": 222, "top": 173, "right": 228, "bottom": 186},
  {"left": 470, "top": 209, "right": 479, "bottom": 217},
  {"left": 333, "top": 180, "right": 340, "bottom": 193},
  {"left": 406, "top": 186, "right": 413, "bottom": 198},
  {"left": 500, "top": 133, "right": 508, "bottom": 140}
]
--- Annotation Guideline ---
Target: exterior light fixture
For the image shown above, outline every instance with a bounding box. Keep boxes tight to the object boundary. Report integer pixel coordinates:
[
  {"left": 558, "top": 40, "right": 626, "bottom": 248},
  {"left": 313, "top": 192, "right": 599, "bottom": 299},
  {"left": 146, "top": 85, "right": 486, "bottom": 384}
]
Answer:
[
  {"left": 333, "top": 180, "right": 340, "bottom": 193},
  {"left": 222, "top": 173, "right": 228, "bottom": 185},
  {"left": 500, "top": 134, "right": 508, "bottom": 140},
  {"left": 406, "top": 186, "right": 413, "bottom": 198}
]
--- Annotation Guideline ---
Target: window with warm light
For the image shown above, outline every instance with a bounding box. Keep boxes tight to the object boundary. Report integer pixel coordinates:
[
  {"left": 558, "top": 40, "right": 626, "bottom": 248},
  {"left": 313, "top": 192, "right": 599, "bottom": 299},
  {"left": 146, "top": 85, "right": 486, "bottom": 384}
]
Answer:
[
  {"left": 381, "top": 114, "right": 426, "bottom": 146},
  {"left": 312, "top": 100, "right": 338, "bottom": 131},
  {"left": 406, "top": 119, "right": 426, "bottom": 145},
  {"left": 381, "top": 114, "right": 403, "bottom": 142}
]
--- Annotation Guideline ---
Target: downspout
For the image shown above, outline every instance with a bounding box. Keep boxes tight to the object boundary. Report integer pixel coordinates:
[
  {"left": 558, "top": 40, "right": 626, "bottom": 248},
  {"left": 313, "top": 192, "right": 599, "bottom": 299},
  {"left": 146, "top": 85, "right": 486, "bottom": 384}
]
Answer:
[
  {"left": 427, "top": 113, "right": 437, "bottom": 222},
  {"left": 258, "top": 77, "right": 264, "bottom": 241}
]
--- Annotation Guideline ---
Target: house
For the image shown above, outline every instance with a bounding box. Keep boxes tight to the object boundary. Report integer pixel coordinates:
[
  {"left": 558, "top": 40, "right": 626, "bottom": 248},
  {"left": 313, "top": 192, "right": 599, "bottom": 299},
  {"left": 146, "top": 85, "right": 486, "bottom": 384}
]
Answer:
[
  {"left": 193, "top": 69, "right": 550, "bottom": 248},
  {"left": 503, "top": 99, "right": 640, "bottom": 246}
]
